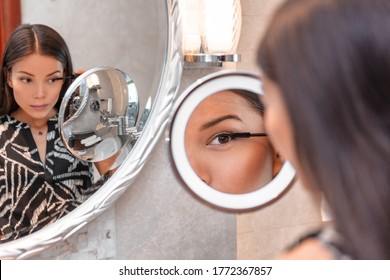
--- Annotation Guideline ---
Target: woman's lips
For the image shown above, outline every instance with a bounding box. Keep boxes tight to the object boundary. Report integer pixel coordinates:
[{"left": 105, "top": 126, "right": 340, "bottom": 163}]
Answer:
[{"left": 31, "top": 104, "right": 48, "bottom": 111}]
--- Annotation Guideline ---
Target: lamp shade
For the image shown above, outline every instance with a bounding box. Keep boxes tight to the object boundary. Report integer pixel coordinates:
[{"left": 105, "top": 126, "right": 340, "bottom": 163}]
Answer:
[
  {"left": 181, "top": 0, "right": 202, "bottom": 55},
  {"left": 201, "top": 0, "right": 242, "bottom": 55},
  {"left": 180, "top": 0, "right": 242, "bottom": 56}
]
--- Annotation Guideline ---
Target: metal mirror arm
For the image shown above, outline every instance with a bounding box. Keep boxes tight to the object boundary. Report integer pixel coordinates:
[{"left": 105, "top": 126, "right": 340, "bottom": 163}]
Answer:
[
  {"left": 136, "top": 97, "right": 152, "bottom": 132},
  {"left": 99, "top": 115, "right": 142, "bottom": 140},
  {"left": 99, "top": 96, "right": 151, "bottom": 140}
]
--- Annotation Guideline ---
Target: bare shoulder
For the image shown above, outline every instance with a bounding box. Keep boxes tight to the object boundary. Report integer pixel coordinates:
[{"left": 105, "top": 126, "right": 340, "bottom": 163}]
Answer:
[{"left": 276, "top": 238, "right": 334, "bottom": 260}]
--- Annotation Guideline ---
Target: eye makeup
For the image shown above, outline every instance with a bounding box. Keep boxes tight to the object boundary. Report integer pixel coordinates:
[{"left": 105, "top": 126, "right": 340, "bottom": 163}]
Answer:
[
  {"left": 207, "top": 131, "right": 268, "bottom": 146},
  {"left": 229, "top": 132, "right": 267, "bottom": 139},
  {"left": 51, "top": 73, "right": 80, "bottom": 82}
]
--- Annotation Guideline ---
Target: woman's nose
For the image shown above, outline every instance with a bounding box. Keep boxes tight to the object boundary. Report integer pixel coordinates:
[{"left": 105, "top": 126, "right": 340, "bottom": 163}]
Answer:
[
  {"left": 200, "top": 174, "right": 212, "bottom": 186},
  {"left": 33, "top": 83, "right": 46, "bottom": 98},
  {"left": 192, "top": 164, "right": 212, "bottom": 186}
]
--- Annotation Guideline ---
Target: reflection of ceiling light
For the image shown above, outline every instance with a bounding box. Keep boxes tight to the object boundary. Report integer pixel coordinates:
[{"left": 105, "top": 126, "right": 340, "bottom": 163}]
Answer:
[
  {"left": 86, "top": 73, "right": 100, "bottom": 88},
  {"left": 180, "top": 0, "right": 242, "bottom": 68}
]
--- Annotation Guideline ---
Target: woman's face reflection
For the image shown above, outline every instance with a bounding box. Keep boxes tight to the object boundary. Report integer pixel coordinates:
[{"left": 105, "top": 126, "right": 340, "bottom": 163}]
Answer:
[{"left": 185, "top": 90, "right": 276, "bottom": 194}]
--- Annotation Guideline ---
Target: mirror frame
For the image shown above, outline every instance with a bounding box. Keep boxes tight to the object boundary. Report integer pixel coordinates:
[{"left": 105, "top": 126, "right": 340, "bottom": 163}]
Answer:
[
  {"left": 169, "top": 70, "right": 295, "bottom": 211},
  {"left": 0, "top": 0, "right": 182, "bottom": 259}
]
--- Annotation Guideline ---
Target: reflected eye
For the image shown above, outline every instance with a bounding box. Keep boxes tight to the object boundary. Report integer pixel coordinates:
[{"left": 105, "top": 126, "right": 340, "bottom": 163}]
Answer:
[
  {"left": 207, "top": 132, "right": 268, "bottom": 146},
  {"left": 208, "top": 133, "right": 233, "bottom": 145},
  {"left": 19, "top": 77, "right": 32, "bottom": 84},
  {"left": 48, "top": 78, "right": 62, "bottom": 84}
]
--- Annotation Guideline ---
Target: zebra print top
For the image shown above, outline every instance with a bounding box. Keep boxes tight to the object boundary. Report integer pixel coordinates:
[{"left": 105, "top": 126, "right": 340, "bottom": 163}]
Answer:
[
  {"left": 0, "top": 114, "right": 97, "bottom": 243},
  {"left": 286, "top": 226, "right": 351, "bottom": 259}
]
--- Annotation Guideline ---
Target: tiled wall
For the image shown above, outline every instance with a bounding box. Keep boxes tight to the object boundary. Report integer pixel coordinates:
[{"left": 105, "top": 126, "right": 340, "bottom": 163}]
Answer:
[{"left": 21, "top": 0, "right": 322, "bottom": 260}]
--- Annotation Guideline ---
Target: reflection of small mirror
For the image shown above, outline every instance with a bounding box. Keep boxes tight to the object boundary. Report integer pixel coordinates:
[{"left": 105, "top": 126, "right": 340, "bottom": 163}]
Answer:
[
  {"left": 170, "top": 71, "right": 295, "bottom": 210},
  {"left": 58, "top": 66, "right": 139, "bottom": 174},
  {"left": 185, "top": 89, "right": 283, "bottom": 194}
]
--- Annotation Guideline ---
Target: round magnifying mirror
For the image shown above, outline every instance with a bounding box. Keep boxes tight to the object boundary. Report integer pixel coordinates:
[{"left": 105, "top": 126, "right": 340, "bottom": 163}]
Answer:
[
  {"left": 170, "top": 71, "right": 295, "bottom": 210},
  {"left": 58, "top": 66, "right": 139, "bottom": 175}
]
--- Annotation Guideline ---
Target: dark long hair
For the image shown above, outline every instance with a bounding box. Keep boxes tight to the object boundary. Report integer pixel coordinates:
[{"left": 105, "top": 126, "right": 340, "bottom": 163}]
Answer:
[
  {"left": 258, "top": 0, "right": 390, "bottom": 259},
  {"left": 0, "top": 24, "right": 73, "bottom": 115}
]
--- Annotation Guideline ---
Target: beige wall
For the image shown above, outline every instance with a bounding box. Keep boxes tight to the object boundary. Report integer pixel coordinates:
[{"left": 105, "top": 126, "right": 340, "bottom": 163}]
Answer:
[
  {"left": 23, "top": 0, "right": 322, "bottom": 259},
  {"left": 21, "top": 0, "right": 166, "bottom": 114}
]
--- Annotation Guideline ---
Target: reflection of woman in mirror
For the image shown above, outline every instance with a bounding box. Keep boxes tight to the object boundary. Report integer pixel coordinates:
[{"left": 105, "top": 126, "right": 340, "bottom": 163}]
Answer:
[
  {"left": 185, "top": 89, "right": 282, "bottom": 194},
  {"left": 258, "top": 0, "right": 390, "bottom": 259},
  {"left": 0, "top": 24, "right": 98, "bottom": 242}
]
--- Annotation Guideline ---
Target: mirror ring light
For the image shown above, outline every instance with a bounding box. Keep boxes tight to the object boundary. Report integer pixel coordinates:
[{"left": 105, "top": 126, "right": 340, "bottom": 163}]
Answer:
[{"left": 170, "top": 70, "right": 295, "bottom": 210}]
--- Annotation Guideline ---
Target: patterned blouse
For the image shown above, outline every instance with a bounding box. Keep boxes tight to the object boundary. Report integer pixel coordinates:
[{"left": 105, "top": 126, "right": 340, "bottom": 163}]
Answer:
[
  {"left": 286, "top": 226, "right": 351, "bottom": 259},
  {"left": 0, "top": 114, "right": 98, "bottom": 243}
]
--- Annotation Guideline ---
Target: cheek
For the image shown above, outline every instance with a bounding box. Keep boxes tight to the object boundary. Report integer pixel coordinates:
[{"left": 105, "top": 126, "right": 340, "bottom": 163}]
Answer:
[
  {"left": 264, "top": 106, "right": 284, "bottom": 152},
  {"left": 51, "top": 93, "right": 61, "bottom": 105},
  {"left": 187, "top": 149, "right": 204, "bottom": 175},
  {"left": 240, "top": 143, "right": 273, "bottom": 180},
  {"left": 193, "top": 149, "right": 242, "bottom": 189},
  {"left": 253, "top": 143, "right": 272, "bottom": 171},
  {"left": 221, "top": 144, "right": 272, "bottom": 190},
  {"left": 11, "top": 86, "right": 25, "bottom": 103},
  {"left": 50, "top": 85, "right": 62, "bottom": 100},
  {"left": 264, "top": 103, "right": 296, "bottom": 168},
  {"left": 211, "top": 154, "right": 243, "bottom": 192}
]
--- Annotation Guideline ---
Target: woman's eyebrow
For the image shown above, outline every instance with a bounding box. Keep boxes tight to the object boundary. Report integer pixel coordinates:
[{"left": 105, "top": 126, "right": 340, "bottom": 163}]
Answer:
[
  {"left": 201, "top": 114, "right": 242, "bottom": 130},
  {"left": 15, "top": 70, "right": 62, "bottom": 76},
  {"left": 46, "top": 70, "right": 62, "bottom": 76},
  {"left": 16, "top": 71, "right": 33, "bottom": 76}
]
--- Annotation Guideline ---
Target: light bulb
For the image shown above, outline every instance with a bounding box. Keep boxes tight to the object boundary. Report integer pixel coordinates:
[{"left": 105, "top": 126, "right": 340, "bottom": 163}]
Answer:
[
  {"left": 201, "top": 0, "right": 241, "bottom": 54},
  {"left": 180, "top": 0, "right": 202, "bottom": 54}
]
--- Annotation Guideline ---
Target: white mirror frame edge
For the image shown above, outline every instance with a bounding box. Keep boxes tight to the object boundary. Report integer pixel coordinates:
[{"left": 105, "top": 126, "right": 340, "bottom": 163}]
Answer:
[
  {"left": 169, "top": 70, "right": 295, "bottom": 211},
  {"left": 0, "top": 0, "right": 182, "bottom": 259}
]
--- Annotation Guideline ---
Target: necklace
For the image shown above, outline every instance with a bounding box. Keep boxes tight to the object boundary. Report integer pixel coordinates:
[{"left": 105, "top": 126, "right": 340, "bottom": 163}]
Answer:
[{"left": 30, "top": 127, "right": 47, "bottom": 136}]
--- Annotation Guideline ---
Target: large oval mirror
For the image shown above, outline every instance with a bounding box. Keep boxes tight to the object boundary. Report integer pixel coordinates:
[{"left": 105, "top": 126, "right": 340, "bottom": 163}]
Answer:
[
  {"left": 169, "top": 71, "right": 295, "bottom": 210},
  {"left": 0, "top": 0, "right": 182, "bottom": 259}
]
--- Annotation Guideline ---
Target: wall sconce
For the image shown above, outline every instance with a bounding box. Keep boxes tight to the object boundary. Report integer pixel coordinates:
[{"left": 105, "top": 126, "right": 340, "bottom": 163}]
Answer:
[{"left": 180, "top": 0, "right": 242, "bottom": 68}]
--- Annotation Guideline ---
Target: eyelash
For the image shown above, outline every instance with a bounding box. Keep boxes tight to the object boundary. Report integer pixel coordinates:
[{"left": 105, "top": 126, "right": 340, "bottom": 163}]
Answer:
[
  {"left": 19, "top": 77, "right": 32, "bottom": 83},
  {"left": 48, "top": 78, "right": 61, "bottom": 84},
  {"left": 207, "top": 131, "right": 268, "bottom": 146},
  {"left": 207, "top": 132, "right": 236, "bottom": 146},
  {"left": 18, "top": 77, "right": 62, "bottom": 84}
]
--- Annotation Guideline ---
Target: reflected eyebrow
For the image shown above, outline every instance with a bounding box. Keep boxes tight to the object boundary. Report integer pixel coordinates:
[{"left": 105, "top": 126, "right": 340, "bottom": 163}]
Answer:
[
  {"left": 46, "top": 70, "right": 62, "bottom": 77},
  {"left": 16, "top": 70, "right": 61, "bottom": 77},
  {"left": 17, "top": 71, "right": 33, "bottom": 76},
  {"left": 200, "top": 114, "right": 242, "bottom": 130}
]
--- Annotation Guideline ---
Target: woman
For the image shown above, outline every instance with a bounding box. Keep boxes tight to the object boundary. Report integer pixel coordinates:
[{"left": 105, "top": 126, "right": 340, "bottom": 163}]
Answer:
[
  {"left": 258, "top": 0, "right": 390, "bottom": 259},
  {"left": 0, "top": 24, "right": 98, "bottom": 242},
  {"left": 185, "top": 89, "right": 282, "bottom": 194}
]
